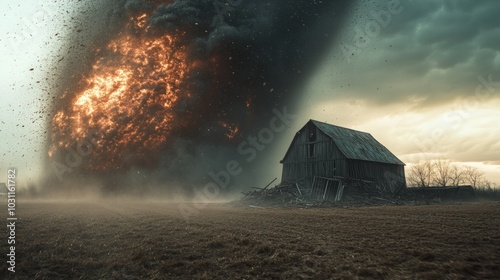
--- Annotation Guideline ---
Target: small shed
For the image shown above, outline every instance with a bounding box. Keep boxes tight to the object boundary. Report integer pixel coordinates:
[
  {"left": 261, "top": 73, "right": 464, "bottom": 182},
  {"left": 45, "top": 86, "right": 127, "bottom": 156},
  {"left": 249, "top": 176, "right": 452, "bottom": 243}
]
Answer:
[{"left": 280, "top": 120, "right": 406, "bottom": 195}]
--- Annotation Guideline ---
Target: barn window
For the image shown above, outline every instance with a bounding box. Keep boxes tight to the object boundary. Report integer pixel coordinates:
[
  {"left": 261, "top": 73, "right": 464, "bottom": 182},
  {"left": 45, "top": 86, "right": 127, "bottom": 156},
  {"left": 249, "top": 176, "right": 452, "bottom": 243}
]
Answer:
[
  {"left": 308, "top": 143, "right": 314, "bottom": 158},
  {"left": 308, "top": 128, "right": 316, "bottom": 142}
]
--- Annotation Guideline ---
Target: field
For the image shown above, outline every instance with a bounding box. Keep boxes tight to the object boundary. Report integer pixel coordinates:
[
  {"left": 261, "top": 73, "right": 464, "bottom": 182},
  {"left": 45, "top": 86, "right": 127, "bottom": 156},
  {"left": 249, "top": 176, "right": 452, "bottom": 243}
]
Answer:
[{"left": 2, "top": 201, "right": 500, "bottom": 279}]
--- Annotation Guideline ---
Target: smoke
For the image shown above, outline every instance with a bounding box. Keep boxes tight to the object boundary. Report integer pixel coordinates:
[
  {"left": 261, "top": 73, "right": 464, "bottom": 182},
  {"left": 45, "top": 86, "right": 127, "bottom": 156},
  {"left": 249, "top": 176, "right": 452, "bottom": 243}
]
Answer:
[{"left": 45, "top": 0, "right": 354, "bottom": 196}]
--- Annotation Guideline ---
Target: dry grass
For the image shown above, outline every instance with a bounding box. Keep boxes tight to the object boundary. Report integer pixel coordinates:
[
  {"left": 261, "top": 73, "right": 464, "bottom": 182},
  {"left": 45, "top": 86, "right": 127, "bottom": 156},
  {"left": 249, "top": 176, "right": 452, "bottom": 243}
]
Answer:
[{"left": 2, "top": 201, "right": 500, "bottom": 279}]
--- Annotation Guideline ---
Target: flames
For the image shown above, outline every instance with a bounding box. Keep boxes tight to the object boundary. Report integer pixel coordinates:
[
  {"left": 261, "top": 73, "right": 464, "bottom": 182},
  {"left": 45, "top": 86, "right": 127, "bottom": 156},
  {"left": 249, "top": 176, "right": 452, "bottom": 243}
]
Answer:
[{"left": 49, "top": 14, "right": 189, "bottom": 171}]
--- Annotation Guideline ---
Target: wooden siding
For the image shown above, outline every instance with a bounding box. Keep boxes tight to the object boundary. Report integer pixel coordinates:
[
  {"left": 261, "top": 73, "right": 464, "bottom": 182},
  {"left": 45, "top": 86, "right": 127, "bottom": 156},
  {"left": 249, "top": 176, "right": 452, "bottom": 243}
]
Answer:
[
  {"left": 346, "top": 160, "right": 406, "bottom": 193},
  {"left": 281, "top": 121, "right": 406, "bottom": 194},
  {"left": 282, "top": 124, "right": 348, "bottom": 187}
]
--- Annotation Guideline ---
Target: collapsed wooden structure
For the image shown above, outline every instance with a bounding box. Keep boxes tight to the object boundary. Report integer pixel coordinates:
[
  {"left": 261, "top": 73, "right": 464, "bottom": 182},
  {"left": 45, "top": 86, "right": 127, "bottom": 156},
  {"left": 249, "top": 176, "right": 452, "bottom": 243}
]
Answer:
[
  {"left": 241, "top": 176, "right": 398, "bottom": 207},
  {"left": 279, "top": 120, "right": 406, "bottom": 202},
  {"left": 241, "top": 180, "right": 477, "bottom": 207}
]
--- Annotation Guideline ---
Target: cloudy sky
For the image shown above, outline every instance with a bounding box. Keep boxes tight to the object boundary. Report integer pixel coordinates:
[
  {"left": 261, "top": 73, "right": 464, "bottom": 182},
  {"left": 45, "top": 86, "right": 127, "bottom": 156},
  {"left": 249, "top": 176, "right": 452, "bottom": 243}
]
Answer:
[
  {"left": 292, "top": 0, "right": 500, "bottom": 184},
  {"left": 1, "top": 0, "right": 499, "bottom": 187}
]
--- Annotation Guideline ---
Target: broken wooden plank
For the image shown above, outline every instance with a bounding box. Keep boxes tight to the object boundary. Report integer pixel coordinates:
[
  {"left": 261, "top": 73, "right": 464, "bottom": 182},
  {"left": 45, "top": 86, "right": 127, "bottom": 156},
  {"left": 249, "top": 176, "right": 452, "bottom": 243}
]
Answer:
[
  {"left": 262, "top": 178, "right": 278, "bottom": 190},
  {"left": 372, "top": 197, "right": 389, "bottom": 201},
  {"left": 296, "top": 183, "right": 302, "bottom": 196},
  {"left": 242, "top": 190, "right": 256, "bottom": 201}
]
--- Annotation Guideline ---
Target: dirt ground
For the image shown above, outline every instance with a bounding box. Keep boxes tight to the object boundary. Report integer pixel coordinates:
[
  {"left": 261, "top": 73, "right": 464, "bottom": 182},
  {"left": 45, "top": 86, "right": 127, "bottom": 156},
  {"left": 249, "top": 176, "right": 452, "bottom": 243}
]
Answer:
[{"left": 2, "top": 201, "right": 500, "bottom": 279}]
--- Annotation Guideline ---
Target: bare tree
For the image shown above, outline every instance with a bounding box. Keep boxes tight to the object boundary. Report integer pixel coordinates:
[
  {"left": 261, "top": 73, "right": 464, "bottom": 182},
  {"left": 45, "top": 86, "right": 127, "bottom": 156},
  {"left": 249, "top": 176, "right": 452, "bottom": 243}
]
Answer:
[
  {"left": 407, "top": 161, "right": 434, "bottom": 188},
  {"left": 407, "top": 160, "right": 494, "bottom": 189},
  {"left": 432, "top": 159, "right": 451, "bottom": 187},
  {"left": 449, "top": 164, "right": 466, "bottom": 186},
  {"left": 463, "top": 166, "right": 484, "bottom": 188},
  {"left": 483, "top": 180, "right": 492, "bottom": 190}
]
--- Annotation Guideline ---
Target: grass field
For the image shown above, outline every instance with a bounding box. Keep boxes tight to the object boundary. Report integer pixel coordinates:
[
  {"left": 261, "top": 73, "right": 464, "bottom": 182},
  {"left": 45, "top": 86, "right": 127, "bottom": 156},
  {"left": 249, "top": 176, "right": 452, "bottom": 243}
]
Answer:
[{"left": 2, "top": 201, "right": 500, "bottom": 279}]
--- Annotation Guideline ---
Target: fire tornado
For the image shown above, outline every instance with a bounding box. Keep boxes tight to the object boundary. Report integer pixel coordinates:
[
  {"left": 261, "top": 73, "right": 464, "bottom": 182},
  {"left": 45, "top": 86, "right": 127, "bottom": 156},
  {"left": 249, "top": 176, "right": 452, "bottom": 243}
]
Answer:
[{"left": 47, "top": 0, "right": 353, "bottom": 190}]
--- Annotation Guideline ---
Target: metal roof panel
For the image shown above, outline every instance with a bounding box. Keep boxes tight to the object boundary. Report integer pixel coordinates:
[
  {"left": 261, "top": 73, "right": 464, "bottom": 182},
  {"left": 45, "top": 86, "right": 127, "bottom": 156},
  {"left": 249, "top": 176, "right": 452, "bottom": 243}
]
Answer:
[{"left": 311, "top": 120, "right": 405, "bottom": 165}]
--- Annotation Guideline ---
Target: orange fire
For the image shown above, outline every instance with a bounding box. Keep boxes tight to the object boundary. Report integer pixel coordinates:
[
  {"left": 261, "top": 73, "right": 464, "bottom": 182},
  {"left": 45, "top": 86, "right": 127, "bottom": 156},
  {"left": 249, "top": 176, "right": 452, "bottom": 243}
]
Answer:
[{"left": 49, "top": 14, "right": 190, "bottom": 171}]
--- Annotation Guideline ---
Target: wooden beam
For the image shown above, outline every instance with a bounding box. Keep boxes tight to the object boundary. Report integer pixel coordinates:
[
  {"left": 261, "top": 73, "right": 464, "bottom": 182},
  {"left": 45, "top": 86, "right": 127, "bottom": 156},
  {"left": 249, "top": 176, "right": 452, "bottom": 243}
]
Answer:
[
  {"left": 262, "top": 178, "right": 278, "bottom": 190},
  {"left": 241, "top": 190, "right": 255, "bottom": 201},
  {"left": 295, "top": 183, "right": 302, "bottom": 196},
  {"left": 323, "top": 180, "right": 330, "bottom": 200}
]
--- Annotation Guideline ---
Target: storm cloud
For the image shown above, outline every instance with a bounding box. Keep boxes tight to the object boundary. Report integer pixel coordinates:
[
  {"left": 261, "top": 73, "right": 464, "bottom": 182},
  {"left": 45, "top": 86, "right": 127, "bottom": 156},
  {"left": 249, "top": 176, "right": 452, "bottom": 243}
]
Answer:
[
  {"left": 301, "top": 0, "right": 500, "bottom": 183},
  {"left": 312, "top": 0, "right": 500, "bottom": 106}
]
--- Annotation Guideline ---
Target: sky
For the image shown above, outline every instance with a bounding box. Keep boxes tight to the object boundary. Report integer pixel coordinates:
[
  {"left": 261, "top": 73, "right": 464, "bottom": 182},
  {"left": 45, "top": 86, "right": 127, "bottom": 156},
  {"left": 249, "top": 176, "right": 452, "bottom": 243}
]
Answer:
[
  {"left": 1, "top": 0, "right": 499, "bottom": 188},
  {"left": 290, "top": 0, "right": 500, "bottom": 184},
  {"left": 0, "top": 1, "right": 71, "bottom": 185}
]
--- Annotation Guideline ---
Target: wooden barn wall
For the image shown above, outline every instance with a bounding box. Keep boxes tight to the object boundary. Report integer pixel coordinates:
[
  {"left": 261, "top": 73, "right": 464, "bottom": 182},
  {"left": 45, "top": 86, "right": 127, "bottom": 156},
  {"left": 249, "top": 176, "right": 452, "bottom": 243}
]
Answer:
[
  {"left": 346, "top": 160, "right": 406, "bottom": 193},
  {"left": 282, "top": 124, "right": 406, "bottom": 192},
  {"left": 281, "top": 126, "right": 347, "bottom": 187}
]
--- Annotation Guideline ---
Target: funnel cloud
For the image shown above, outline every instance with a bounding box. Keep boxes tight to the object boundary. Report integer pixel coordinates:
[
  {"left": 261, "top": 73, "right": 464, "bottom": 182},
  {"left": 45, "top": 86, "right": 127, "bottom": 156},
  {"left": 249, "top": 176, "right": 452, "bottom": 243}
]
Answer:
[{"left": 46, "top": 0, "right": 354, "bottom": 195}]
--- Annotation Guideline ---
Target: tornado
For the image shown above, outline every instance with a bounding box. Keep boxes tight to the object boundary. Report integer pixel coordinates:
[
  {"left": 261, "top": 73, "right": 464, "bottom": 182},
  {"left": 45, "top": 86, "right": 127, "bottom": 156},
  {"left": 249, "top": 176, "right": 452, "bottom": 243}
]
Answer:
[{"left": 46, "top": 0, "right": 355, "bottom": 195}]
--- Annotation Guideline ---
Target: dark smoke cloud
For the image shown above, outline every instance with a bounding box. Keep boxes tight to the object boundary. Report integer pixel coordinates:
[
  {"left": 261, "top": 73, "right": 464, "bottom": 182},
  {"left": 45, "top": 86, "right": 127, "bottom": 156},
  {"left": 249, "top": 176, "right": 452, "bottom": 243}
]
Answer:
[
  {"left": 47, "top": 0, "right": 354, "bottom": 195},
  {"left": 129, "top": 0, "right": 355, "bottom": 140}
]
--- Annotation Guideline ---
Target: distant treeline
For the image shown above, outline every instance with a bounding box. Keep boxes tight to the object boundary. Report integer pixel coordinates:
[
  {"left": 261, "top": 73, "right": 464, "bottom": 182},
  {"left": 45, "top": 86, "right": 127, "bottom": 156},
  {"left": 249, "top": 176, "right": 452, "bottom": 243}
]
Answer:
[{"left": 407, "top": 160, "right": 499, "bottom": 200}]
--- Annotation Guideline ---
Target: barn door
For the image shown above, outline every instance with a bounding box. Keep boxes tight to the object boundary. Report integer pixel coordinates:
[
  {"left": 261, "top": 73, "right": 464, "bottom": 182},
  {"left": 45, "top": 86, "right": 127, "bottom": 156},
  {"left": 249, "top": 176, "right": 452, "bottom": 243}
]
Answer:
[{"left": 310, "top": 177, "right": 344, "bottom": 202}]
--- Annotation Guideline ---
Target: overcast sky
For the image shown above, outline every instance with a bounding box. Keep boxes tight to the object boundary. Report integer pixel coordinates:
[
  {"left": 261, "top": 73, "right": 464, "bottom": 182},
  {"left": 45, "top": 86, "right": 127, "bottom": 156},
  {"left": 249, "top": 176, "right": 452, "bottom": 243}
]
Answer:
[
  {"left": 293, "top": 0, "right": 500, "bottom": 184},
  {"left": 1, "top": 0, "right": 500, "bottom": 186}
]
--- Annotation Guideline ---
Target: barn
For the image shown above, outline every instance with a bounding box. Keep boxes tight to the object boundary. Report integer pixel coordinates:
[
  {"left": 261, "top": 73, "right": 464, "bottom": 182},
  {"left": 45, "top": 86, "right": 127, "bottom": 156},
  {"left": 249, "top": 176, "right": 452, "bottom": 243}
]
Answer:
[{"left": 280, "top": 120, "right": 406, "bottom": 198}]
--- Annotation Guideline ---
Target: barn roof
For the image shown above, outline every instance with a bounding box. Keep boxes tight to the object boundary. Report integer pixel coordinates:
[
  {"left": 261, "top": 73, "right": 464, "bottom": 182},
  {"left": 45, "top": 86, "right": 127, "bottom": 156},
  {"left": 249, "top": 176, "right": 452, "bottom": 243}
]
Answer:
[{"left": 282, "top": 120, "right": 405, "bottom": 165}]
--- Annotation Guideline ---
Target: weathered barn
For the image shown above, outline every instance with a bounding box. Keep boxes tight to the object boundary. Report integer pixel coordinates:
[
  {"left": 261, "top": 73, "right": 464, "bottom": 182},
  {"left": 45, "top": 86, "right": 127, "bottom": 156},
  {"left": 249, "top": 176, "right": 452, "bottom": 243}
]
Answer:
[{"left": 280, "top": 120, "right": 406, "bottom": 196}]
